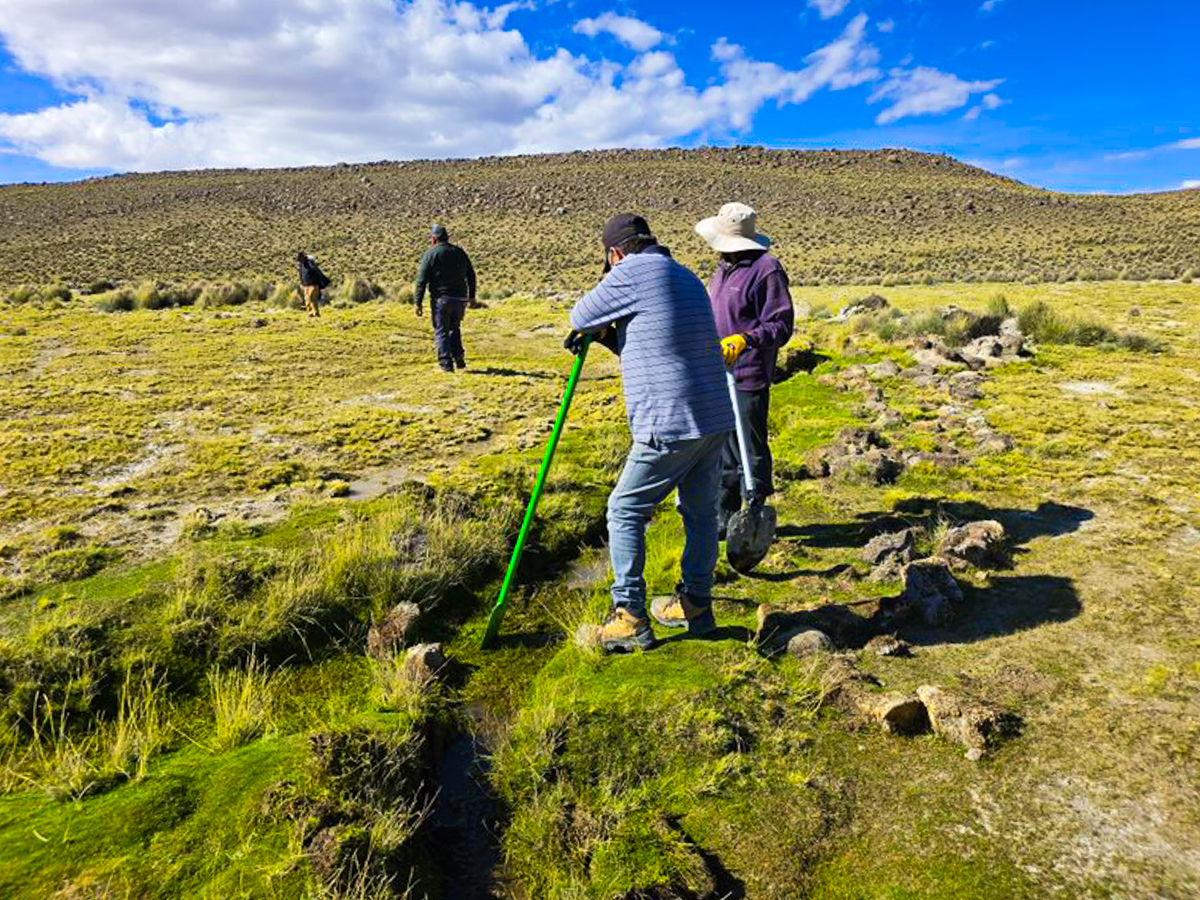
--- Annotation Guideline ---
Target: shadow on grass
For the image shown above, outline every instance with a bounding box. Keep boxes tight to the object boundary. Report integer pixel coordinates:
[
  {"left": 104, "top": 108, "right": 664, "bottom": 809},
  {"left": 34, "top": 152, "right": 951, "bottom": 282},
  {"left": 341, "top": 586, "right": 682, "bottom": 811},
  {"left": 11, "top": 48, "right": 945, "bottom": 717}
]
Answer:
[
  {"left": 907, "top": 573, "right": 1081, "bottom": 647},
  {"left": 778, "top": 500, "right": 1094, "bottom": 558},
  {"left": 465, "top": 366, "right": 556, "bottom": 380}
]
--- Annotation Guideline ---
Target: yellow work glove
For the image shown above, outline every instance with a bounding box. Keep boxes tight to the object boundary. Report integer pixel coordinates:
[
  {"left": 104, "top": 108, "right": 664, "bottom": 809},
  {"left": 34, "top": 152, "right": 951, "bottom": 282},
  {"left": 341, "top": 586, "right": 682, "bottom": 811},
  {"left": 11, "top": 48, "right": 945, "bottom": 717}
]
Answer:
[{"left": 720, "top": 334, "right": 749, "bottom": 367}]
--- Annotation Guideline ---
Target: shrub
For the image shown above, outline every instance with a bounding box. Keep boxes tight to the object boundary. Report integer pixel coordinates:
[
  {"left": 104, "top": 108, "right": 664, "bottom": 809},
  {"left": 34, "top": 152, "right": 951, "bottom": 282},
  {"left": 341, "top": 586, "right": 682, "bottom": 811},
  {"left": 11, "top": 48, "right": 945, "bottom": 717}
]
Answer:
[{"left": 1183, "top": 268, "right": 1195, "bottom": 284}]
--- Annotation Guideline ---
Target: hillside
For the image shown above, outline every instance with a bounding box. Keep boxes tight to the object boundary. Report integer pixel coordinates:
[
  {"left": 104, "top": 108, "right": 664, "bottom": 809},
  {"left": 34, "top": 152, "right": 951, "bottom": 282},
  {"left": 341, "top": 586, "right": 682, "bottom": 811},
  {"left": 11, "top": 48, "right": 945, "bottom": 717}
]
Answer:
[{"left": 2, "top": 148, "right": 1198, "bottom": 289}]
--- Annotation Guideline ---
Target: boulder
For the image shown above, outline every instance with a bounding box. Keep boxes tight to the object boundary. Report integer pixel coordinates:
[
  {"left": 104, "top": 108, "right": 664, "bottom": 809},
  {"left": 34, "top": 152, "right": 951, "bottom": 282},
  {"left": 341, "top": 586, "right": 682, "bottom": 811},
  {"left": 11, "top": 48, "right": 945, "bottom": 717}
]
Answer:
[
  {"left": 857, "top": 693, "right": 931, "bottom": 736},
  {"left": 913, "top": 348, "right": 966, "bottom": 371},
  {"left": 786, "top": 629, "right": 833, "bottom": 658},
  {"left": 916, "top": 685, "right": 1020, "bottom": 758},
  {"left": 938, "top": 520, "right": 1009, "bottom": 570},
  {"left": 896, "top": 559, "right": 963, "bottom": 626},
  {"left": 756, "top": 604, "right": 865, "bottom": 654},
  {"left": 366, "top": 601, "right": 421, "bottom": 659},
  {"left": 401, "top": 642, "right": 447, "bottom": 687}
]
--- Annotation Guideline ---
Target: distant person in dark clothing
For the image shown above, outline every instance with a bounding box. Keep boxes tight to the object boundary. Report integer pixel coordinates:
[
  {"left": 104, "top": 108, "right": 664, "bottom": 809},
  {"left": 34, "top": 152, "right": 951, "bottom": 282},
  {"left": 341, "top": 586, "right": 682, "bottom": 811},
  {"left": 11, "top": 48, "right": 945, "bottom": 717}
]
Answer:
[
  {"left": 296, "top": 251, "right": 330, "bottom": 318},
  {"left": 695, "top": 203, "right": 794, "bottom": 536},
  {"left": 415, "top": 224, "right": 476, "bottom": 372}
]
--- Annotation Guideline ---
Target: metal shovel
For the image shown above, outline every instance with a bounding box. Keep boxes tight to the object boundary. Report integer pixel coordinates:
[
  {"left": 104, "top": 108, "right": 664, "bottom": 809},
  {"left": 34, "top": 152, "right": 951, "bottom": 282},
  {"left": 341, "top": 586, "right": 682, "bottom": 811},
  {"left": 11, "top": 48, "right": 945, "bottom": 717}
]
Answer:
[{"left": 724, "top": 369, "right": 776, "bottom": 573}]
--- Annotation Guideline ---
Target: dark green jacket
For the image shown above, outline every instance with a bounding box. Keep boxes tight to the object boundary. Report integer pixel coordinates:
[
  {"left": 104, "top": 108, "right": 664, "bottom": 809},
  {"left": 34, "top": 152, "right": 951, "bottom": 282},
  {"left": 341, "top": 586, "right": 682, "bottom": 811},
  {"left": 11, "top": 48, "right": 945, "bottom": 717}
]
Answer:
[{"left": 415, "top": 241, "right": 476, "bottom": 307}]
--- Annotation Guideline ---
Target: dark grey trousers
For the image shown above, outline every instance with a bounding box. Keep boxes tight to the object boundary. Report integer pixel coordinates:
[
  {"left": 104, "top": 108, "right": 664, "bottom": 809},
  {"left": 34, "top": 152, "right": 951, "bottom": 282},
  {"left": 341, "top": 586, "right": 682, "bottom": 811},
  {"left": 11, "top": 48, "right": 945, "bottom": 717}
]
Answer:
[
  {"left": 432, "top": 297, "right": 467, "bottom": 368},
  {"left": 721, "top": 385, "right": 773, "bottom": 512}
]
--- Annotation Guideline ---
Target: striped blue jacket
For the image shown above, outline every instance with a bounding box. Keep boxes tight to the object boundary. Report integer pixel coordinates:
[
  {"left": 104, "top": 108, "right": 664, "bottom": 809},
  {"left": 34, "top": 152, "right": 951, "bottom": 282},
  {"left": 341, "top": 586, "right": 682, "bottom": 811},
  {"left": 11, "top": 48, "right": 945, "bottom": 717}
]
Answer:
[{"left": 569, "top": 246, "right": 734, "bottom": 443}]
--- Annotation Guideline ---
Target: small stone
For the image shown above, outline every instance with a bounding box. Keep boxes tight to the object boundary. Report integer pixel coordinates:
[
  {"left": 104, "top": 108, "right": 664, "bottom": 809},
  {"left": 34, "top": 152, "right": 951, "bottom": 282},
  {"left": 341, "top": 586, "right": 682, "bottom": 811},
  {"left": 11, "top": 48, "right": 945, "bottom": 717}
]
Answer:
[
  {"left": 858, "top": 693, "right": 931, "bottom": 736},
  {"left": 965, "top": 747, "right": 985, "bottom": 762},
  {"left": 866, "top": 359, "right": 902, "bottom": 379},
  {"left": 367, "top": 601, "right": 421, "bottom": 659},
  {"left": 402, "top": 642, "right": 446, "bottom": 687},
  {"left": 864, "top": 634, "right": 911, "bottom": 657},
  {"left": 786, "top": 629, "right": 833, "bottom": 658}
]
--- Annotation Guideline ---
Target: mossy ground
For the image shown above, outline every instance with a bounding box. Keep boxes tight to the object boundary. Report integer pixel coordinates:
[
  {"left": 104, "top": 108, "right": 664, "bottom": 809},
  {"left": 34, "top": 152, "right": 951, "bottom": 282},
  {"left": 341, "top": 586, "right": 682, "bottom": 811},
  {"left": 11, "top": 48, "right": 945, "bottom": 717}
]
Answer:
[{"left": 2, "top": 282, "right": 1199, "bottom": 898}]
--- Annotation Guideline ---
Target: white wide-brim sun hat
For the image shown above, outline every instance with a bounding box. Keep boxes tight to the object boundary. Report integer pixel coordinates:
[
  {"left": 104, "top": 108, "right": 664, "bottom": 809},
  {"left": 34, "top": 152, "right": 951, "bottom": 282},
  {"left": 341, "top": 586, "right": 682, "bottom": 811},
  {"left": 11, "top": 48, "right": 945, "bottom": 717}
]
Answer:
[{"left": 695, "top": 202, "right": 772, "bottom": 253}]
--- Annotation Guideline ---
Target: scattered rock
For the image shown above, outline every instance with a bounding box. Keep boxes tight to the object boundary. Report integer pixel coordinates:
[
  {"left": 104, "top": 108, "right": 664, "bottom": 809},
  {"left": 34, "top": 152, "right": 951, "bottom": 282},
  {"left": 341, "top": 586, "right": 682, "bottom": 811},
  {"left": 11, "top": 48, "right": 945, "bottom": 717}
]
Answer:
[
  {"left": 366, "top": 601, "right": 421, "bottom": 659},
  {"left": 938, "top": 520, "right": 1010, "bottom": 570},
  {"left": 402, "top": 642, "right": 447, "bottom": 688},
  {"left": 756, "top": 603, "right": 868, "bottom": 654},
  {"left": 810, "top": 428, "right": 905, "bottom": 484},
  {"left": 864, "top": 634, "right": 911, "bottom": 657},
  {"left": 818, "top": 657, "right": 880, "bottom": 705},
  {"left": 895, "top": 559, "right": 963, "bottom": 626},
  {"left": 947, "top": 371, "right": 986, "bottom": 401},
  {"left": 861, "top": 529, "right": 917, "bottom": 567},
  {"left": 857, "top": 693, "right": 931, "bottom": 736},
  {"left": 916, "top": 685, "right": 1020, "bottom": 758},
  {"left": 786, "top": 629, "right": 833, "bottom": 658},
  {"left": 865, "top": 359, "right": 902, "bottom": 379}
]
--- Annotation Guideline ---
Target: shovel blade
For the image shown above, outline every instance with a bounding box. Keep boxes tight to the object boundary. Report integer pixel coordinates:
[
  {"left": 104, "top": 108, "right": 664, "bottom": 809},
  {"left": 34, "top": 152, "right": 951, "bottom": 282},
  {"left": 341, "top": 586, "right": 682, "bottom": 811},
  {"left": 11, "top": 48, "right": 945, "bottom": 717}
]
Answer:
[{"left": 726, "top": 504, "right": 777, "bottom": 573}]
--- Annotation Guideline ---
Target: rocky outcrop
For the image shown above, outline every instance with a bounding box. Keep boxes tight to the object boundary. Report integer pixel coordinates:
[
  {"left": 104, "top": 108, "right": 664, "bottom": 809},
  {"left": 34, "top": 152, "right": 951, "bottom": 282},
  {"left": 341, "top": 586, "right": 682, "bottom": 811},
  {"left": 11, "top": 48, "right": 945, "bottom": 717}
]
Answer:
[
  {"left": 807, "top": 428, "right": 904, "bottom": 484},
  {"left": 402, "top": 642, "right": 447, "bottom": 689},
  {"left": 862, "top": 529, "right": 918, "bottom": 580}
]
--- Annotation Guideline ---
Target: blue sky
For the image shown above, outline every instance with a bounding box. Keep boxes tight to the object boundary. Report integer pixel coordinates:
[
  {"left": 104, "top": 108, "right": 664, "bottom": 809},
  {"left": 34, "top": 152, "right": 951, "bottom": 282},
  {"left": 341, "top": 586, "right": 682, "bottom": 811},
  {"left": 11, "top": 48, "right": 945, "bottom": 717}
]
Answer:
[{"left": 0, "top": 0, "right": 1196, "bottom": 193}]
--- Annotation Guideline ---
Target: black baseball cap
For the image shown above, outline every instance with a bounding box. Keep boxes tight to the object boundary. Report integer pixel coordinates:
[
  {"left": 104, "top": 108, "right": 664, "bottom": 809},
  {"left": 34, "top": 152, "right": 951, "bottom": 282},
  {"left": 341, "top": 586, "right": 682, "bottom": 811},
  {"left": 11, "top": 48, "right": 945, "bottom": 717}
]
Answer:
[
  {"left": 602, "top": 213, "right": 654, "bottom": 273},
  {"left": 431, "top": 223, "right": 448, "bottom": 240}
]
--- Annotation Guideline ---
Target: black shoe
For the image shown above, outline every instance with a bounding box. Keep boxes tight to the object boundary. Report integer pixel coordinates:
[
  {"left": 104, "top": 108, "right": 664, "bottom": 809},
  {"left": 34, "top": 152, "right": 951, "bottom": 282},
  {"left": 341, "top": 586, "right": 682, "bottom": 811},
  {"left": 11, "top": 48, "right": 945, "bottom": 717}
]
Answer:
[
  {"left": 438, "top": 363, "right": 454, "bottom": 373},
  {"left": 454, "top": 358, "right": 467, "bottom": 370}
]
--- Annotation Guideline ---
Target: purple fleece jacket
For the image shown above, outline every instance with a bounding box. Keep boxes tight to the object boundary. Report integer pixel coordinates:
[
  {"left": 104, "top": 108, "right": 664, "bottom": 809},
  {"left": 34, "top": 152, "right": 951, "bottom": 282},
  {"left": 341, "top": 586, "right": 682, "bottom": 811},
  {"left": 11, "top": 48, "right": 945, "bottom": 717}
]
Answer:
[{"left": 708, "top": 251, "right": 795, "bottom": 391}]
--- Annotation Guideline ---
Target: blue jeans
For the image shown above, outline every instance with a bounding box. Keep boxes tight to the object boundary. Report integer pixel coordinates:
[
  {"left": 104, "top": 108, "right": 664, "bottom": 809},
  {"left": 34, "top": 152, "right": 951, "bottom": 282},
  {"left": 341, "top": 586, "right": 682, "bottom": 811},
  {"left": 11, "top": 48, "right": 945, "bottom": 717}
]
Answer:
[
  {"left": 432, "top": 297, "right": 467, "bottom": 368},
  {"left": 607, "top": 432, "right": 726, "bottom": 616}
]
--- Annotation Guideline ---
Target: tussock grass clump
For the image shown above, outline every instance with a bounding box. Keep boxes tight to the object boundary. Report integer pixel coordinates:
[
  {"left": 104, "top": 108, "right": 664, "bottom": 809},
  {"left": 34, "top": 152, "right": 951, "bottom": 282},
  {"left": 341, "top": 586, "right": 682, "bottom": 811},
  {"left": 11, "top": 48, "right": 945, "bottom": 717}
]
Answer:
[
  {"left": 209, "top": 654, "right": 276, "bottom": 751},
  {"left": 271, "top": 281, "right": 304, "bottom": 309},
  {"left": 338, "top": 277, "right": 385, "bottom": 305},
  {"left": 198, "top": 281, "right": 250, "bottom": 308},
  {"left": 92, "top": 287, "right": 135, "bottom": 312},
  {"left": 1018, "top": 300, "right": 1164, "bottom": 352}
]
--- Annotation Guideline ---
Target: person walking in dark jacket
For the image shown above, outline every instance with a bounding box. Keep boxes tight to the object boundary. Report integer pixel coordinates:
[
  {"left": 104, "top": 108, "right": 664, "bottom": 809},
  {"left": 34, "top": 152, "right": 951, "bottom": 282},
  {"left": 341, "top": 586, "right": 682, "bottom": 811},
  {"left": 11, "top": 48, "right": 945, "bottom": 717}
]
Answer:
[
  {"left": 415, "top": 225, "right": 476, "bottom": 372},
  {"left": 695, "top": 203, "right": 794, "bottom": 535},
  {"left": 296, "top": 251, "right": 330, "bottom": 318}
]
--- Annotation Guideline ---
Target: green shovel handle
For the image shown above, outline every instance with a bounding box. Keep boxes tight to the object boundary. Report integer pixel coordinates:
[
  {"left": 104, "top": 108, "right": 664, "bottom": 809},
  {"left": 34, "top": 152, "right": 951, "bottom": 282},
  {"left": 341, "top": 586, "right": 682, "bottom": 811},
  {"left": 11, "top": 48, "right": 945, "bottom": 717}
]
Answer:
[{"left": 481, "top": 336, "right": 591, "bottom": 648}]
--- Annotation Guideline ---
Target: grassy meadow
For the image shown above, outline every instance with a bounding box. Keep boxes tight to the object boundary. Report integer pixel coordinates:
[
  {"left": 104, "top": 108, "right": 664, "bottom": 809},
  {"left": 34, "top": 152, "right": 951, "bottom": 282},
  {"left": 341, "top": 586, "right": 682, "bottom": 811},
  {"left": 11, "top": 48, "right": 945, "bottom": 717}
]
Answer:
[
  {"left": 0, "top": 278, "right": 1197, "bottom": 898},
  {"left": 1, "top": 148, "right": 1198, "bottom": 898}
]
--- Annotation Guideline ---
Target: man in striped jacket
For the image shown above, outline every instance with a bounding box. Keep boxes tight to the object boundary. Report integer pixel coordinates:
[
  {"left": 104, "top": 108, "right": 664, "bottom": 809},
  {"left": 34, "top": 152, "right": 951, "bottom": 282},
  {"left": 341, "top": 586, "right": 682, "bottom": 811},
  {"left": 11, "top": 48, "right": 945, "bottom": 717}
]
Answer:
[{"left": 566, "top": 214, "right": 735, "bottom": 653}]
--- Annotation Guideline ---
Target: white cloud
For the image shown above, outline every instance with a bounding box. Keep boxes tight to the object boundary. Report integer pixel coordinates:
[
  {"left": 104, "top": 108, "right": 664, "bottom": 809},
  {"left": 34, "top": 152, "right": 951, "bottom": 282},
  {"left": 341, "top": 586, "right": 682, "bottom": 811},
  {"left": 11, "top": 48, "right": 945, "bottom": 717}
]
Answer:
[
  {"left": 870, "top": 67, "right": 1003, "bottom": 125},
  {"left": 808, "top": 0, "right": 853, "bottom": 20},
  {"left": 980, "top": 0, "right": 1005, "bottom": 11},
  {"left": 877, "top": 19, "right": 896, "bottom": 33},
  {"left": 1171, "top": 138, "right": 1200, "bottom": 150},
  {"left": 1182, "top": 180, "right": 1200, "bottom": 189},
  {"left": 963, "top": 91, "right": 1006, "bottom": 120},
  {"left": 0, "top": 1, "right": 888, "bottom": 171},
  {"left": 574, "top": 12, "right": 666, "bottom": 52}
]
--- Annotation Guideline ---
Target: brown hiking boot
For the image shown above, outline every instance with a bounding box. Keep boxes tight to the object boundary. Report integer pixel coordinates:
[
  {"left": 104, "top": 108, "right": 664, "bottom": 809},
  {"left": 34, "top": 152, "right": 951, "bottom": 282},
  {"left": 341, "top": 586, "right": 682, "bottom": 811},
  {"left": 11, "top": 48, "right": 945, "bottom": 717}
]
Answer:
[
  {"left": 576, "top": 607, "right": 656, "bottom": 653},
  {"left": 650, "top": 589, "right": 717, "bottom": 635}
]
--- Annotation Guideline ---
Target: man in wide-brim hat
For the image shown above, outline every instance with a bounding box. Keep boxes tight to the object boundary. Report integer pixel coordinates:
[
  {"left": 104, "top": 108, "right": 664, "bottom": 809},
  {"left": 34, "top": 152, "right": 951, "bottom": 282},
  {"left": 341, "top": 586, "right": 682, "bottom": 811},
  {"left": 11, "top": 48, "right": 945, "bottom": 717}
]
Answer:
[{"left": 694, "top": 202, "right": 795, "bottom": 537}]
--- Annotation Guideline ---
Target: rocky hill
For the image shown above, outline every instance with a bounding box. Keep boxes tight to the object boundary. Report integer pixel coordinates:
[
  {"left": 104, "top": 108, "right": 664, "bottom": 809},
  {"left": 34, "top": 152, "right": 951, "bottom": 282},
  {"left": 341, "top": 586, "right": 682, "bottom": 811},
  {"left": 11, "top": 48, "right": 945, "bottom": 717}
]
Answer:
[{"left": 2, "top": 147, "right": 1198, "bottom": 289}]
